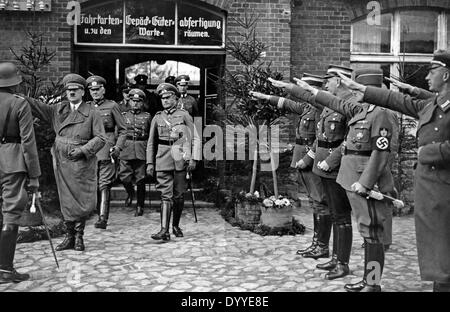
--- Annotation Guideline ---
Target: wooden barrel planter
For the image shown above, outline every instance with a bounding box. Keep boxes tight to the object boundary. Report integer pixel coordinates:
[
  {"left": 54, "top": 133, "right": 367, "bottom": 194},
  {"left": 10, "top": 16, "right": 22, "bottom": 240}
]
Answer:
[
  {"left": 260, "top": 206, "right": 293, "bottom": 228},
  {"left": 235, "top": 200, "right": 262, "bottom": 225}
]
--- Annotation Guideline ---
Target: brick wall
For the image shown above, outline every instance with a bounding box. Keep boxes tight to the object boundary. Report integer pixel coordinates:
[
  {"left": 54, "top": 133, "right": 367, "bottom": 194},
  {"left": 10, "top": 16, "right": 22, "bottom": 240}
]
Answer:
[
  {"left": 0, "top": 0, "right": 72, "bottom": 84},
  {"left": 290, "top": 0, "right": 352, "bottom": 78}
]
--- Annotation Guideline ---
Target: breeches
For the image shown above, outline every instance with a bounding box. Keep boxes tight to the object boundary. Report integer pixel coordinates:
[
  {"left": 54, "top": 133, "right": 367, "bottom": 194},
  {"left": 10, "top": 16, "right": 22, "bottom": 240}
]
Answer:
[
  {"left": 119, "top": 159, "right": 146, "bottom": 185},
  {"left": 321, "top": 177, "right": 352, "bottom": 225},
  {"left": 97, "top": 160, "right": 116, "bottom": 190}
]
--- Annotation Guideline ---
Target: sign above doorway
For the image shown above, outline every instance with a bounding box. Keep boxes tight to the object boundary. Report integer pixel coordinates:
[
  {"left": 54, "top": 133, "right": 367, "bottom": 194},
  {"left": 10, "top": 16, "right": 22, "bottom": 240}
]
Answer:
[{"left": 75, "top": 0, "right": 225, "bottom": 49}]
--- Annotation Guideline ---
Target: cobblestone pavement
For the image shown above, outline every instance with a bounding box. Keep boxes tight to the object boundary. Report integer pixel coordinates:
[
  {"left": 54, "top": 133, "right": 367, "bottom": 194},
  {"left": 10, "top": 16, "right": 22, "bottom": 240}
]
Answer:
[{"left": 1, "top": 205, "right": 432, "bottom": 292}]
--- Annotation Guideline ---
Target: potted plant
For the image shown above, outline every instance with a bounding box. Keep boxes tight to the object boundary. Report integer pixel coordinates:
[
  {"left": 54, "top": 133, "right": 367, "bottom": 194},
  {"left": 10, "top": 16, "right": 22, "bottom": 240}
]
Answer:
[{"left": 260, "top": 195, "right": 294, "bottom": 228}]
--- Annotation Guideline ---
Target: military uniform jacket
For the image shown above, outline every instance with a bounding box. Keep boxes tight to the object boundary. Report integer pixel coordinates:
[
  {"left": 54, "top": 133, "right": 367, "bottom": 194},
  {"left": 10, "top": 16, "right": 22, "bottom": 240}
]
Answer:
[
  {"left": 177, "top": 94, "right": 199, "bottom": 117},
  {"left": 91, "top": 99, "right": 127, "bottom": 161},
  {"left": 270, "top": 95, "right": 320, "bottom": 168},
  {"left": 0, "top": 91, "right": 41, "bottom": 178},
  {"left": 315, "top": 91, "right": 395, "bottom": 194},
  {"left": 285, "top": 85, "right": 348, "bottom": 179},
  {"left": 120, "top": 110, "right": 152, "bottom": 161},
  {"left": 147, "top": 107, "right": 201, "bottom": 171},
  {"left": 364, "top": 87, "right": 450, "bottom": 282}
]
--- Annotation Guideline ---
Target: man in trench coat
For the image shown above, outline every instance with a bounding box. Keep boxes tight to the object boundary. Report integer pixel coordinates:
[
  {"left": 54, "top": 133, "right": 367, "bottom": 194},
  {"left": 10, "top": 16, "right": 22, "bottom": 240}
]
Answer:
[
  {"left": 336, "top": 50, "right": 450, "bottom": 292},
  {"left": 28, "top": 74, "right": 107, "bottom": 252}
]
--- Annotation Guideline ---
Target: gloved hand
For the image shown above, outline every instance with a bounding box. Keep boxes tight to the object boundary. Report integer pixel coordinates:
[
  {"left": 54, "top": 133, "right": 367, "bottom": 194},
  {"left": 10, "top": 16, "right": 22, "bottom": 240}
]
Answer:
[
  {"left": 28, "top": 178, "right": 40, "bottom": 193},
  {"left": 110, "top": 146, "right": 121, "bottom": 158},
  {"left": 295, "top": 159, "right": 307, "bottom": 170},
  {"left": 187, "top": 160, "right": 197, "bottom": 172},
  {"left": 68, "top": 147, "right": 84, "bottom": 161},
  {"left": 146, "top": 164, "right": 155, "bottom": 177},
  {"left": 351, "top": 182, "right": 368, "bottom": 197}
]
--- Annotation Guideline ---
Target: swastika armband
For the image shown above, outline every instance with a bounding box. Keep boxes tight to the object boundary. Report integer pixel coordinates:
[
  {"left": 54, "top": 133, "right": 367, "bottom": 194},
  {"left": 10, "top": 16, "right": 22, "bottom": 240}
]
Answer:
[
  {"left": 307, "top": 149, "right": 316, "bottom": 159},
  {"left": 372, "top": 136, "right": 390, "bottom": 151}
]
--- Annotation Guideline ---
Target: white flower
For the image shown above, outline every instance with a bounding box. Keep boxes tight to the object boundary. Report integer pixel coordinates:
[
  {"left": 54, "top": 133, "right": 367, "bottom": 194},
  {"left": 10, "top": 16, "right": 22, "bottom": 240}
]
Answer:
[
  {"left": 263, "top": 199, "right": 274, "bottom": 207},
  {"left": 275, "top": 199, "right": 284, "bottom": 206},
  {"left": 269, "top": 196, "right": 277, "bottom": 201},
  {"left": 254, "top": 191, "right": 260, "bottom": 198},
  {"left": 282, "top": 198, "right": 291, "bottom": 206},
  {"left": 245, "top": 192, "right": 253, "bottom": 198}
]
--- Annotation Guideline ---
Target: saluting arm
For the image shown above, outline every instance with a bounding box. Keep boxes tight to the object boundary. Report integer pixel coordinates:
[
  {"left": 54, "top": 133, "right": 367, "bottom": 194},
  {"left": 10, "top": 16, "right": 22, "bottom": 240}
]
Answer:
[
  {"left": 300, "top": 139, "right": 316, "bottom": 168},
  {"left": 363, "top": 86, "right": 428, "bottom": 119},
  {"left": 314, "top": 91, "right": 362, "bottom": 119},
  {"left": 268, "top": 95, "right": 307, "bottom": 115},
  {"left": 26, "top": 97, "right": 56, "bottom": 127},
  {"left": 409, "top": 87, "right": 435, "bottom": 100}
]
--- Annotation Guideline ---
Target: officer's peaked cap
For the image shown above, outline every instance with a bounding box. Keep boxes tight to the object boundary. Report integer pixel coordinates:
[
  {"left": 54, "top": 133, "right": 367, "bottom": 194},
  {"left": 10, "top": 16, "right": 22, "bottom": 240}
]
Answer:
[
  {"left": 327, "top": 65, "right": 353, "bottom": 79},
  {"left": 129, "top": 88, "right": 146, "bottom": 101},
  {"left": 0, "top": 62, "right": 22, "bottom": 87},
  {"left": 431, "top": 50, "right": 450, "bottom": 68},
  {"left": 87, "top": 75, "right": 106, "bottom": 89},
  {"left": 175, "top": 74, "right": 190, "bottom": 86},
  {"left": 62, "top": 73, "right": 87, "bottom": 90},
  {"left": 156, "top": 83, "right": 180, "bottom": 97},
  {"left": 354, "top": 68, "right": 383, "bottom": 87},
  {"left": 301, "top": 73, "right": 325, "bottom": 87}
]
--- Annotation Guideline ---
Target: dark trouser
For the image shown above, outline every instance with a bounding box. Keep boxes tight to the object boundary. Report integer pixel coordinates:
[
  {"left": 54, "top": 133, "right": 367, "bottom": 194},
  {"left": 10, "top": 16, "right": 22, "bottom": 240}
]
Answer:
[
  {"left": 298, "top": 169, "right": 328, "bottom": 216},
  {"left": 321, "top": 178, "right": 352, "bottom": 225},
  {"left": 0, "top": 172, "right": 28, "bottom": 225},
  {"left": 119, "top": 159, "right": 146, "bottom": 185}
]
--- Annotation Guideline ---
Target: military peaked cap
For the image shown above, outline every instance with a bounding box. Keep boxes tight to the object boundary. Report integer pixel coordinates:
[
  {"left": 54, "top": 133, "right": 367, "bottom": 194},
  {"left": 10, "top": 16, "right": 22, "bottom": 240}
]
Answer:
[
  {"left": 431, "top": 50, "right": 450, "bottom": 68},
  {"left": 129, "top": 88, "right": 146, "bottom": 101},
  {"left": 87, "top": 75, "right": 106, "bottom": 89},
  {"left": 175, "top": 74, "right": 190, "bottom": 86},
  {"left": 354, "top": 68, "right": 383, "bottom": 87},
  {"left": 62, "top": 73, "right": 86, "bottom": 90},
  {"left": 156, "top": 83, "right": 180, "bottom": 98},
  {"left": 134, "top": 74, "right": 148, "bottom": 85},
  {"left": 301, "top": 73, "right": 325, "bottom": 87},
  {"left": 327, "top": 65, "right": 353, "bottom": 79}
]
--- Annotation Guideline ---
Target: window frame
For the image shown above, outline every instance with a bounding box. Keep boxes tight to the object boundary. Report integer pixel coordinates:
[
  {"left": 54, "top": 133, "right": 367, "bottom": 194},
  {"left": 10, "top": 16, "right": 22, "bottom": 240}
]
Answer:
[{"left": 351, "top": 9, "right": 447, "bottom": 81}]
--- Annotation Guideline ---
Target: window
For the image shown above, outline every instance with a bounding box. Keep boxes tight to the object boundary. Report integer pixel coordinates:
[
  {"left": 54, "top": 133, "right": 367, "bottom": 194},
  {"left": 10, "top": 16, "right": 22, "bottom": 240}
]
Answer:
[{"left": 351, "top": 9, "right": 448, "bottom": 90}]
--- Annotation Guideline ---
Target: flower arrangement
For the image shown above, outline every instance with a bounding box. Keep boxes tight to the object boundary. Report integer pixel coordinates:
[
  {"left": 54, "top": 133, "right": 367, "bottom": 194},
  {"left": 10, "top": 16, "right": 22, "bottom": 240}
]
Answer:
[
  {"left": 262, "top": 195, "right": 292, "bottom": 209},
  {"left": 235, "top": 190, "right": 262, "bottom": 205}
]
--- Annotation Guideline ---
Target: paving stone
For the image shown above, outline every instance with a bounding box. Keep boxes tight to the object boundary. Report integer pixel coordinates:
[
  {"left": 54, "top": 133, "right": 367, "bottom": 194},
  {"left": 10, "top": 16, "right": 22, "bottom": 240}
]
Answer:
[{"left": 0, "top": 207, "right": 429, "bottom": 292}]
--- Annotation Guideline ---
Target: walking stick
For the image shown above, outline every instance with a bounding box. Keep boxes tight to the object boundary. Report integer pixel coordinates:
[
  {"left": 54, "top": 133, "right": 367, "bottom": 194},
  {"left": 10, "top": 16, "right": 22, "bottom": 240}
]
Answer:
[
  {"left": 30, "top": 192, "right": 60, "bottom": 269},
  {"left": 186, "top": 171, "right": 198, "bottom": 223}
]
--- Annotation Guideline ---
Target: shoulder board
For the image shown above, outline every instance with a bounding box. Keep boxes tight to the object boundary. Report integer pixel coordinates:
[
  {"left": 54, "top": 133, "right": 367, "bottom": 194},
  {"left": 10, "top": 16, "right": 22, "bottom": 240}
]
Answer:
[
  {"left": 143, "top": 112, "right": 150, "bottom": 116},
  {"left": 121, "top": 111, "right": 127, "bottom": 115},
  {"left": 368, "top": 104, "right": 376, "bottom": 112},
  {"left": 155, "top": 111, "right": 162, "bottom": 115}
]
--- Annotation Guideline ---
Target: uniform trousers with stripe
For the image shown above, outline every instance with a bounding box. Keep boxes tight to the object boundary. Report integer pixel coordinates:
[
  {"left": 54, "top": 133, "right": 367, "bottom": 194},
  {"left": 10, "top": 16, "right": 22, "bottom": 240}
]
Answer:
[{"left": 346, "top": 191, "right": 391, "bottom": 243}]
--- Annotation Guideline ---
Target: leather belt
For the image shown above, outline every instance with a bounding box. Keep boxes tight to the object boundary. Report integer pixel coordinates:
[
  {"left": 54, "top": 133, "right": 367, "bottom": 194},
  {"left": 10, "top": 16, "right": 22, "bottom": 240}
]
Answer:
[
  {"left": 105, "top": 128, "right": 115, "bottom": 133},
  {"left": 296, "top": 138, "right": 314, "bottom": 145},
  {"left": 158, "top": 139, "right": 180, "bottom": 146},
  {"left": 126, "top": 136, "right": 148, "bottom": 141},
  {"left": 0, "top": 136, "right": 21, "bottom": 144},
  {"left": 55, "top": 136, "right": 88, "bottom": 145},
  {"left": 344, "top": 149, "right": 371, "bottom": 157},
  {"left": 318, "top": 140, "right": 343, "bottom": 149}
]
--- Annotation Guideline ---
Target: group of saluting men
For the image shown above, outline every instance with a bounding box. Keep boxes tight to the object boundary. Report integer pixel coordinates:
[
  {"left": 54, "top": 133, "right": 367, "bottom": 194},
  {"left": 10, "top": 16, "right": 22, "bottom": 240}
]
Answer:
[
  {"left": 0, "top": 49, "right": 449, "bottom": 292},
  {"left": 248, "top": 50, "right": 450, "bottom": 292},
  {"left": 0, "top": 62, "right": 200, "bottom": 284}
]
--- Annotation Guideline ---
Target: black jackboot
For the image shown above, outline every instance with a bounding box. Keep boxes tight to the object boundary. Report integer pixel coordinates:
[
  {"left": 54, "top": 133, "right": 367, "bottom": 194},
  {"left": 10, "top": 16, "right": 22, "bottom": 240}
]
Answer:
[
  {"left": 135, "top": 182, "right": 145, "bottom": 217},
  {"left": 123, "top": 182, "right": 135, "bottom": 207},
  {"left": 151, "top": 201, "right": 171, "bottom": 241},
  {"left": 74, "top": 220, "right": 86, "bottom": 251},
  {"left": 326, "top": 223, "right": 352, "bottom": 280},
  {"left": 297, "top": 213, "right": 318, "bottom": 255},
  {"left": 0, "top": 224, "right": 30, "bottom": 284},
  {"left": 95, "top": 188, "right": 110, "bottom": 229},
  {"left": 317, "top": 223, "right": 339, "bottom": 270},
  {"left": 345, "top": 240, "right": 384, "bottom": 292},
  {"left": 172, "top": 198, "right": 184, "bottom": 237},
  {"left": 303, "top": 215, "right": 331, "bottom": 259},
  {"left": 55, "top": 221, "right": 76, "bottom": 251}
]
